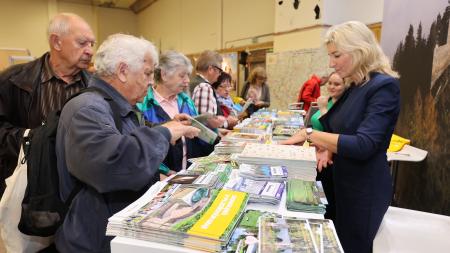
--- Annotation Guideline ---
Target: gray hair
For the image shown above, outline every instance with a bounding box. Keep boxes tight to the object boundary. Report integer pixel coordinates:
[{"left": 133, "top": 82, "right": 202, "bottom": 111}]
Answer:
[
  {"left": 94, "top": 34, "right": 158, "bottom": 77},
  {"left": 195, "top": 50, "right": 222, "bottom": 72},
  {"left": 47, "top": 13, "right": 82, "bottom": 41},
  {"left": 154, "top": 50, "right": 193, "bottom": 83}
]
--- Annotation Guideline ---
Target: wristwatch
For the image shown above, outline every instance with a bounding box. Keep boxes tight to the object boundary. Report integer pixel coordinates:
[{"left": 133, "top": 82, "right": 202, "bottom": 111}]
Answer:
[{"left": 306, "top": 127, "right": 313, "bottom": 142}]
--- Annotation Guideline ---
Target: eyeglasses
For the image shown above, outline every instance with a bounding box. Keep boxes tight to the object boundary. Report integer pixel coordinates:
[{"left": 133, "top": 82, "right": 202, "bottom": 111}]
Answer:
[
  {"left": 211, "top": 65, "right": 223, "bottom": 73},
  {"left": 256, "top": 76, "right": 266, "bottom": 81},
  {"left": 218, "top": 84, "right": 232, "bottom": 89}
]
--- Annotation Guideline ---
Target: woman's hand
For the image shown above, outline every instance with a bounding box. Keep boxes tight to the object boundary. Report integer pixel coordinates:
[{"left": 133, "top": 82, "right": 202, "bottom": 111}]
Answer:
[
  {"left": 316, "top": 146, "right": 333, "bottom": 172},
  {"left": 279, "top": 129, "right": 306, "bottom": 145}
]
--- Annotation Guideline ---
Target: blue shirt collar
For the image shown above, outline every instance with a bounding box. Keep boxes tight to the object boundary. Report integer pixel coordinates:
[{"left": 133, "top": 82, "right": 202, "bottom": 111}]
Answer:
[{"left": 88, "top": 75, "right": 134, "bottom": 117}]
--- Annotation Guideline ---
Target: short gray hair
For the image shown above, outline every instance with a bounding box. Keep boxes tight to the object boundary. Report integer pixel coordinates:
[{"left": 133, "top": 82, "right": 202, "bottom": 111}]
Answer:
[
  {"left": 195, "top": 50, "right": 222, "bottom": 72},
  {"left": 94, "top": 34, "right": 158, "bottom": 77},
  {"left": 47, "top": 13, "right": 82, "bottom": 41},
  {"left": 154, "top": 50, "right": 193, "bottom": 83}
]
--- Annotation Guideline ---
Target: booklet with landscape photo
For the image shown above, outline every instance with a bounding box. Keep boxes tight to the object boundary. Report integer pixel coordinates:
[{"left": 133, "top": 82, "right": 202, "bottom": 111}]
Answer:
[{"left": 190, "top": 114, "right": 218, "bottom": 144}]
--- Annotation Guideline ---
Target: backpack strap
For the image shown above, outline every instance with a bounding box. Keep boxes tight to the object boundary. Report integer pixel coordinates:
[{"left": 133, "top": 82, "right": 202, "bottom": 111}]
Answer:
[
  {"left": 63, "top": 86, "right": 123, "bottom": 206},
  {"left": 67, "top": 86, "right": 123, "bottom": 133}
]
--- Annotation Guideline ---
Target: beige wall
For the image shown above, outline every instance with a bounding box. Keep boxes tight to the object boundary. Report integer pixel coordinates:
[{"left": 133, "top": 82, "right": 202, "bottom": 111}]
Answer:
[
  {"left": 274, "top": 28, "right": 325, "bottom": 52},
  {"left": 0, "top": 0, "right": 49, "bottom": 56},
  {"left": 137, "top": 0, "right": 275, "bottom": 54},
  {"left": 0, "top": 0, "right": 137, "bottom": 57},
  {"left": 97, "top": 8, "right": 137, "bottom": 44},
  {"left": 273, "top": 0, "right": 325, "bottom": 52},
  {"left": 0, "top": 0, "right": 384, "bottom": 57},
  {"left": 222, "top": 0, "right": 274, "bottom": 48}
]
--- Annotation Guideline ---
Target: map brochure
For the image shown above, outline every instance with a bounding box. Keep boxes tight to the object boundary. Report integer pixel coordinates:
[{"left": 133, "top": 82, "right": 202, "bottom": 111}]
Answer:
[{"left": 190, "top": 115, "right": 218, "bottom": 145}]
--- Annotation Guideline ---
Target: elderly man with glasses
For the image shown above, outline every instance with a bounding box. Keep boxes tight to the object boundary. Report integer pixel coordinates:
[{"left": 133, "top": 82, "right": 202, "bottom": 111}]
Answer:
[{"left": 190, "top": 50, "right": 227, "bottom": 129}]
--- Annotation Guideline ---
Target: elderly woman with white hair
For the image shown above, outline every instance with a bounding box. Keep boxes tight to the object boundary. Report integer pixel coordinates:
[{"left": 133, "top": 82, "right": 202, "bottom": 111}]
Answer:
[
  {"left": 54, "top": 34, "right": 199, "bottom": 252},
  {"left": 137, "top": 50, "right": 218, "bottom": 174},
  {"left": 294, "top": 21, "right": 400, "bottom": 252}
]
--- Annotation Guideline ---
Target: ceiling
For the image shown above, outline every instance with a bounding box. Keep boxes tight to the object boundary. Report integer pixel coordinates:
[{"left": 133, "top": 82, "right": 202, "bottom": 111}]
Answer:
[
  {"left": 58, "top": 0, "right": 136, "bottom": 10},
  {"left": 58, "top": 0, "right": 158, "bottom": 13}
]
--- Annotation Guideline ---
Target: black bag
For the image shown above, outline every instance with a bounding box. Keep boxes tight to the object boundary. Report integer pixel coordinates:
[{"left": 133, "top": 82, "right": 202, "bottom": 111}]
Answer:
[{"left": 18, "top": 87, "right": 122, "bottom": 237}]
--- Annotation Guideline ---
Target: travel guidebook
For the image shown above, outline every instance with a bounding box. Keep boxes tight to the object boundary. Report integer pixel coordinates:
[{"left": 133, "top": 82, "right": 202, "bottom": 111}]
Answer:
[
  {"left": 214, "top": 141, "right": 247, "bottom": 155},
  {"left": 286, "top": 179, "right": 327, "bottom": 214},
  {"left": 222, "top": 132, "right": 266, "bottom": 143},
  {"left": 258, "top": 216, "right": 318, "bottom": 253},
  {"left": 184, "top": 163, "right": 233, "bottom": 189},
  {"left": 224, "top": 209, "right": 266, "bottom": 253},
  {"left": 223, "top": 171, "right": 285, "bottom": 205},
  {"left": 235, "top": 143, "right": 316, "bottom": 169},
  {"left": 190, "top": 114, "right": 219, "bottom": 145},
  {"left": 307, "top": 218, "right": 344, "bottom": 253},
  {"left": 107, "top": 183, "right": 248, "bottom": 252},
  {"left": 187, "top": 154, "right": 232, "bottom": 165},
  {"left": 238, "top": 164, "right": 288, "bottom": 182}
]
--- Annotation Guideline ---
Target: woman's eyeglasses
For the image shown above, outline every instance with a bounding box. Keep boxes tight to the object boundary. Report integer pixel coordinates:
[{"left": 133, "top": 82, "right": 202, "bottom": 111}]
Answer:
[
  {"left": 256, "top": 76, "right": 266, "bottom": 81},
  {"left": 218, "top": 84, "right": 232, "bottom": 89}
]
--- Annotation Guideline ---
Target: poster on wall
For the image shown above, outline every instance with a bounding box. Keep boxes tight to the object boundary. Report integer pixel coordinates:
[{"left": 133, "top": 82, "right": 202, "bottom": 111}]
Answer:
[
  {"left": 220, "top": 52, "right": 238, "bottom": 94},
  {"left": 381, "top": 0, "right": 449, "bottom": 215}
]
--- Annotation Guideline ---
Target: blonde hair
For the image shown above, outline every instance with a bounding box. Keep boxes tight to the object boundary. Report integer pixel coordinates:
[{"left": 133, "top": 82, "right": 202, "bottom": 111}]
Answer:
[
  {"left": 324, "top": 21, "right": 398, "bottom": 84},
  {"left": 247, "top": 67, "right": 267, "bottom": 84}
]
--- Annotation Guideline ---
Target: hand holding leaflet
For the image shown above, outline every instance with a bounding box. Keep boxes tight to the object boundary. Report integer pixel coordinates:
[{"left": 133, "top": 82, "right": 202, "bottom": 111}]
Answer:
[{"left": 190, "top": 115, "right": 219, "bottom": 145}]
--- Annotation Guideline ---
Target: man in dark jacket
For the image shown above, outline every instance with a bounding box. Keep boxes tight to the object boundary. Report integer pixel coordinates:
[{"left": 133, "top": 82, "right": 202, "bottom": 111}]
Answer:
[
  {"left": 55, "top": 33, "right": 199, "bottom": 253},
  {"left": 0, "top": 13, "right": 95, "bottom": 197}
]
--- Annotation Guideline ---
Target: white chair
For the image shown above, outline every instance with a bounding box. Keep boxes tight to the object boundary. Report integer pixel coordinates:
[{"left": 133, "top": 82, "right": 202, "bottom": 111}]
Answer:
[
  {"left": 8, "top": 55, "right": 35, "bottom": 66},
  {"left": 373, "top": 206, "right": 450, "bottom": 253}
]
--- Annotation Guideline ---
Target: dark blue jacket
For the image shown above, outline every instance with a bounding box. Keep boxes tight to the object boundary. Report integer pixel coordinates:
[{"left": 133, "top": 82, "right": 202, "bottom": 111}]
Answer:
[
  {"left": 55, "top": 76, "right": 171, "bottom": 252},
  {"left": 320, "top": 72, "right": 400, "bottom": 253}
]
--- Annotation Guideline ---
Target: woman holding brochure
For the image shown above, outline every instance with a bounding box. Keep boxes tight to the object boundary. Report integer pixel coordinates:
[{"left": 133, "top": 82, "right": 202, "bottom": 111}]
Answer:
[
  {"left": 281, "top": 72, "right": 347, "bottom": 222},
  {"left": 291, "top": 21, "right": 400, "bottom": 252},
  {"left": 137, "top": 51, "right": 222, "bottom": 174}
]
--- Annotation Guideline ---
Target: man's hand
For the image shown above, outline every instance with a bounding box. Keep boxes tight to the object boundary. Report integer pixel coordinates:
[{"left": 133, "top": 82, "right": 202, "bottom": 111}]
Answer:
[
  {"left": 173, "top": 113, "right": 192, "bottom": 126},
  {"left": 206, "top": 115, "right": 226, "bottom": 129},
  {"left": 162, "top": 120, "right": 200, "bottom": 144},
  {"left": 226, "top": 116, "right": 239, "bottom": 129},
  {"left": 218, "top": 128, "right": 231, "bottom": 138}
]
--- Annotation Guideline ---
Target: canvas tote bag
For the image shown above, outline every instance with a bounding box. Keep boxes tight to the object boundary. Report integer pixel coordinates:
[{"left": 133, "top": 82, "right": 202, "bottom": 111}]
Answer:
[{"left": 0, "top": 129, "right": 53, "bottom": 253}]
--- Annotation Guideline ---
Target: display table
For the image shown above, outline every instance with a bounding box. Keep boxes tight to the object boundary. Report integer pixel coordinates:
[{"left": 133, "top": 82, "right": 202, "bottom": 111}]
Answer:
[
  {"left": 373, "top": 206, "right": 450, "bottom": 253},
  {"left": 386, "top": 144, "right": 428, "bottom": 203},
  {"left": 387, "top": 144, "right": 428, "bottom": 163},
  {"left": 111, "top": 186, "right": 324, "bottom": 253}
]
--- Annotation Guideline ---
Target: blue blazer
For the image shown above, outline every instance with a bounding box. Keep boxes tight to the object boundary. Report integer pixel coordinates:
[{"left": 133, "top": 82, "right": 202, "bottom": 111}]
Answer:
[{"left": 320, "top": 72, "right": 400, "bottom": 253}]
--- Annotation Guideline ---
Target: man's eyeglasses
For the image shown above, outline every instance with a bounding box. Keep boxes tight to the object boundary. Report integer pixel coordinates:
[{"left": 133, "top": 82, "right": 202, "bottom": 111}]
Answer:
[{"left": 211, "top": 65, "right": 223, "bottom": 73}]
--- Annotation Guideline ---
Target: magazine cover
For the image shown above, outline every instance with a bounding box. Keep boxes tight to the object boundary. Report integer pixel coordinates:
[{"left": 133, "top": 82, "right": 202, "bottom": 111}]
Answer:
[
  {"left": 307, "top": 219, "right": 344, "bottom": 253},
  {"left": 187, "top": 189, "right": 248, "bottom": 240},
  {"left": 167, "top": 174, "right": 200, "bottom": 185},
  {"left": 258, "top": 216, "right": 318, "bottom": 253},
  {"left": 239, "top": 164, "right": 288, "bottom": 181},
  {"left": 134, "top": 186, "right": 216, "bottom": 232},
  {"left": 225, "top": 210, "right": 266, "bottom": 253},
  {"left": 188, "top": 154, "right": 232, "bottom": 165},
  {"left": 190, "top": 115, "right": 218, "bottom": 144}
]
